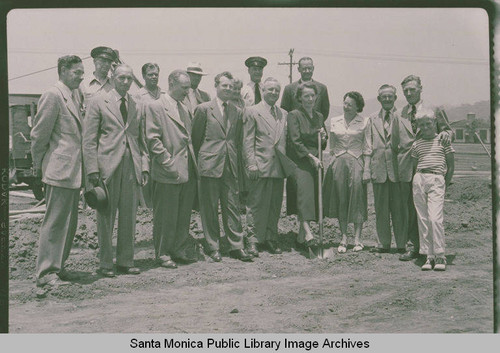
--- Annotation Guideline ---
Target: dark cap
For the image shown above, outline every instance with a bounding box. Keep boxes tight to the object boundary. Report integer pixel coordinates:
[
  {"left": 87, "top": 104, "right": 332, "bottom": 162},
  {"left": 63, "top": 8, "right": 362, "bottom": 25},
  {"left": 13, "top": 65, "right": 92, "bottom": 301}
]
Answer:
[
  {"left": 90, "top": 46, "right": 118, "bottom": 62},
  {"left": 245, "top": 56, "right": 267, "bottom": 68}
]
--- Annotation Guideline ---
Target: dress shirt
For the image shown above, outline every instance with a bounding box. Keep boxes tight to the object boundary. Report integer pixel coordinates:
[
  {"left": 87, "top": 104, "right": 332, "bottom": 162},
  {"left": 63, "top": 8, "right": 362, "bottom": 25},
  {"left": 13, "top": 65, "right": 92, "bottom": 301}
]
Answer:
[
  {"left": 241, "top": 81, "right": 262, "bottom": 107},
  {"left": 136, "top": 86, "right": 164, "bottom": 101},
  {"left": 81, "top": 73, "right": 113, "bottom": 99},
  {"left": 329, "top": 114, "right": 368, "bottom": 158}
]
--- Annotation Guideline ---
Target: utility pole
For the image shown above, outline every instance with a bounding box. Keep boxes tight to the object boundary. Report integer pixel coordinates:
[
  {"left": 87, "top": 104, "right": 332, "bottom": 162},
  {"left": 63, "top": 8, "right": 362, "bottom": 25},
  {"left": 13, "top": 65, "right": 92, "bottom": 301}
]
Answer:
[{"left": 278, "top": 48, "right": 298, "bottom": 84}]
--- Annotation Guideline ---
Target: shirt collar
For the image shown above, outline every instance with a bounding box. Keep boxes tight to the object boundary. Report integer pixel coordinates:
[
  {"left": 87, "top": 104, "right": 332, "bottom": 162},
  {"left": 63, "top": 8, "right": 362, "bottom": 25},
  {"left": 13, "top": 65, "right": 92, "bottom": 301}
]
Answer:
[
  {"left": 90, "top": 73, "right": 110, "bottom": 86},
  {"left": 215, "top": 97, "right": 227, "bottom": 113},
  {"left": 262, "top": 100, "right": 274, "bottom": 113},
  {"left": 165, "top": 92, "right": 179, "bottom": 107}
]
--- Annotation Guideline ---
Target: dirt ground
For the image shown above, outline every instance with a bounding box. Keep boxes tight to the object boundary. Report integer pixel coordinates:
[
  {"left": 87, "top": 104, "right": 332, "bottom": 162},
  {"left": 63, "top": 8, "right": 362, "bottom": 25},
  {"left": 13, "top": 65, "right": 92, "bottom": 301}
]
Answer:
[{"left": 8, "top": 175, "right": 494, "bottom": 333}]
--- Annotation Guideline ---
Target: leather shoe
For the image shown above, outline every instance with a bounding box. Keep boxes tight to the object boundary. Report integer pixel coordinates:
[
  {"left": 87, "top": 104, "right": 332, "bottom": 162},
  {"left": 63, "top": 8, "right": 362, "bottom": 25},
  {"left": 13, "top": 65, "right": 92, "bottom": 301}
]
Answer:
[
  {"left": 265, "top": 240, "right": 282, "bottom": 254},
  {"left": 159, "top": 259, "right": 177, "bottom": 269},
  {"left": 98, "top": 268, "right": 115, "bottom": 278},
  {"left": 399, "top": 250, "right": 419, "bottom": 261},
  {"left": 229, "top": 249, "right": 253, "bottom": 262},
  {"left": 246, "top": 243, "right": 259, "bottom": 257},
  {"left": 210, "top": 251, "right": 222, "bottom": 262},
  {"left": 370, "top": 247, "right": 390, "bottom": 254},
  {"left": 116, "top": 266, "right": 140, "bottom": 275}
]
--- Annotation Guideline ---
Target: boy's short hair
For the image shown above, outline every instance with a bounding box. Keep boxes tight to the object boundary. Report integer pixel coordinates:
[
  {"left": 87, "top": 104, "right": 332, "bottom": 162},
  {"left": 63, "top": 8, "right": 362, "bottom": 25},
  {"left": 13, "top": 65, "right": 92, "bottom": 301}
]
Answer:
[{"left": 415, "top": 109, "right": 436, "bottom": 123}]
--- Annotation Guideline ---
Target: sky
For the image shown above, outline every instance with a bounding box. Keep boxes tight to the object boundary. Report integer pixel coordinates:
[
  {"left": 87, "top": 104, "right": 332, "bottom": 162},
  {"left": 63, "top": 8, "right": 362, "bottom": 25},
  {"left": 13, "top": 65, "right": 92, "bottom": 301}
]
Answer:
[{"left": 6, "top": 7, "right": 490, "bottom": 110}]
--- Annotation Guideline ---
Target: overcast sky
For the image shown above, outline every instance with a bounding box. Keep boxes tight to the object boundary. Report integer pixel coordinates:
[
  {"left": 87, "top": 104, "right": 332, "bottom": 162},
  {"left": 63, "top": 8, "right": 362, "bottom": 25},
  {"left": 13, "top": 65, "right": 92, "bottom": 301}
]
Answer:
[{"left": 7, "top": 7, "right": 490, "bottom": 109}]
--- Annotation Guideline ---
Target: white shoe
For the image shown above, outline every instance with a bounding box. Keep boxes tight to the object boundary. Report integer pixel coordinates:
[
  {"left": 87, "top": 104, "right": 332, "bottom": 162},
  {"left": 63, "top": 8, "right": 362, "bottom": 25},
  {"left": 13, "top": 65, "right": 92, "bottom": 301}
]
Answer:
[
  {"left": 421, "top": 257, "right": 434, "bottom": 271},
  {"left": 434, "top": 257, "right": 447, "bottom": 271}
]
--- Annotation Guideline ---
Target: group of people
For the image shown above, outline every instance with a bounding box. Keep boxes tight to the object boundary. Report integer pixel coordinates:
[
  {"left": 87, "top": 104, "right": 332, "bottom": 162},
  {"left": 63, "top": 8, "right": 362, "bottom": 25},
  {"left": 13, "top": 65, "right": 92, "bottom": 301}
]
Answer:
[{"left": 30, "top": 46, "right": 455, "bottom": 292}]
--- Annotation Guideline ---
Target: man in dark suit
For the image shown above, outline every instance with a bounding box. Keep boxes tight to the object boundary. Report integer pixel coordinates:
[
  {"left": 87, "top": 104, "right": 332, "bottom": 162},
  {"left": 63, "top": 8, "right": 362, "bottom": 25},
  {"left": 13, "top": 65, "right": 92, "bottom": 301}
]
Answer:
[
  {"left": 31, "top": 55, "right": 85, "bottom": 290},
  {"left": 280, "top": 57, "right": 330, "bottom": 121},
  {"left": 192, "top": 71, "right": 253, "bottom": 262},
  {"left": 363, "top": 84, "right": 404, "bottom": 253},
  {"left": 184, "top": 62, "right": 211, "bottom": 114},
  {"left": 395, "top": 75, "right": 453, "bottom": 261},
  {"left": 145, "top": 70, "right": 198, "bottom": 269},
  {"left": 242, "top": 77, "right": 288, "bottom": 255},
  {"left": 83, "top": 64, "right": 149, "bottom": 277}
]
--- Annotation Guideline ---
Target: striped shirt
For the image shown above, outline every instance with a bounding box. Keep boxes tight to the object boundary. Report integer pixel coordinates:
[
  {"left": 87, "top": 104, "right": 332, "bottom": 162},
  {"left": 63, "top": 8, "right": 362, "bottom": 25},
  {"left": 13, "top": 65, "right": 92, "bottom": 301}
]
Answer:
[{"left": 411, "top": 136, "right": 454, "bottom": 175}]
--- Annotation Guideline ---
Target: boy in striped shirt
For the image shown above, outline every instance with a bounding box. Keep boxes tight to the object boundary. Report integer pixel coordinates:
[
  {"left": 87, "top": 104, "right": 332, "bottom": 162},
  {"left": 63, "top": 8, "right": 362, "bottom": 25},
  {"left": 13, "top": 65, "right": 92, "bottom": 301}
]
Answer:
[{"left": 411, "top": 110, "right": 454, "bottom": 271}]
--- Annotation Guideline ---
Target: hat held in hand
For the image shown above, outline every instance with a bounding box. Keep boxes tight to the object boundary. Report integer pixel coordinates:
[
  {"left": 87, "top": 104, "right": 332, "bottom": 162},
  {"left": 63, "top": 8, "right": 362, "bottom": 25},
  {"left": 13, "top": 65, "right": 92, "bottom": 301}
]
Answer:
[{"left": 84, "top": 178, "right": 109, "bottom": 211}]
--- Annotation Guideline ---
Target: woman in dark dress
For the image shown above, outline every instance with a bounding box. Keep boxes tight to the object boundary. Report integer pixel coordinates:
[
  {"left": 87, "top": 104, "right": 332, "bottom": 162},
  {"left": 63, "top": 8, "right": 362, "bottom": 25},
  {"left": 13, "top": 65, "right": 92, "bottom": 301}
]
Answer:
[
  {"left": 323, "top": 91, "right": 369, "bottom": 253},
  {"left": 286, "top": 82, "right": 327, "bottom": 247}
]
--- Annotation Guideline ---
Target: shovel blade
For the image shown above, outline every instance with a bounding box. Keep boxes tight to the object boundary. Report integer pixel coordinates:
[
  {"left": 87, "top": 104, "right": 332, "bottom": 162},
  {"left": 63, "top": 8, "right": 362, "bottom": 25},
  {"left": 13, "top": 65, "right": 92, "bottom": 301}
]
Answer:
[{"left": 308, "top": 245, "right": 335, "bottom": 259}]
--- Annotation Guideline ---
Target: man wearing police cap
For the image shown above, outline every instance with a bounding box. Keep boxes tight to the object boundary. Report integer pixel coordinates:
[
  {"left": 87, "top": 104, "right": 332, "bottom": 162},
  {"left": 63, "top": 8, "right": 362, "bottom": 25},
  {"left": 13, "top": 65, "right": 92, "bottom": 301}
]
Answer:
[
  {"left": 241, "top": 56, "right": 267, "bottom": 107},
  {"left": 81, "top": 46, "right": 118, "bottom": 100}
]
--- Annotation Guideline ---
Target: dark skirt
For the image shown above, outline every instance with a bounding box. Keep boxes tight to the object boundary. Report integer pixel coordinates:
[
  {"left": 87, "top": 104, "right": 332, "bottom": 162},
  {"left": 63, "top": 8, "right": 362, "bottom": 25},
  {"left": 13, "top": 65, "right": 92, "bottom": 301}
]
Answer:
[
  {"left": 286, "top": 163, "right": 320, "bottom": 221},
  {"left": 323, "top": 153, "right": 367, "bottom": 224}
]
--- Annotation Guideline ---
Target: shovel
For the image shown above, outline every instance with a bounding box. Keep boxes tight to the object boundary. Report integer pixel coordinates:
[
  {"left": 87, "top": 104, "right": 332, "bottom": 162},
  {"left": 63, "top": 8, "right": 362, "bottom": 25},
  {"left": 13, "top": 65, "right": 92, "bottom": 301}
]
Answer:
[{"left": 308, "top": 130, "right": 335, "bottom": 259}]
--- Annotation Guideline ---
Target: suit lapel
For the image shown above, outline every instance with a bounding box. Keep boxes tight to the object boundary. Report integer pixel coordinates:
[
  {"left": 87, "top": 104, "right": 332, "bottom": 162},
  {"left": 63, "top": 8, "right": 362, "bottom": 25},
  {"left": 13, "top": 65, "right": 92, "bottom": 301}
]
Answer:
[
  {"left": 373, "top": 110, "right": 386, "bottom": 141},
  {"left": 209, "top": 99, "right": 227, "bottom": 133},
  {"left": 400, "top": 106, "right": 414, "bottom": 137},
  {"left": 273, "top": 108, "right": 286, "bottom": 145},
  {"left": 256, "top": 102, "right": 277, "bottom": 133},
  {"left": 162, "top": 95, "right": 187, "bottom": 133},
  {"left": 55, "top": 82, "right": 81, "bottom": 126},
  {"left": 104, "top": 92, "right": 125, "bottom": 126},
  {"left": 126, "top": 94, "right": 137, "bottom": 129}
]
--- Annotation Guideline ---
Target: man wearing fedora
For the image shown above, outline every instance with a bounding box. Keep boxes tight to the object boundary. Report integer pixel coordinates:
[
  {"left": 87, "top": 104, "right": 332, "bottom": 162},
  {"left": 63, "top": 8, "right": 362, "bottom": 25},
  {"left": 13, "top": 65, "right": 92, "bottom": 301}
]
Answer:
[
  {"left": 81, "top": 46, "right": 118, "bottom": 101},
  {"left": 184, "top": 62, "right": 211, "bottom": 115},
  {"left": 31, "top": 55, "right": 85, "bottom": 291},
  {"left": 241, "top": 56, "right": 267, "bottom": 107},
  {"left": 191, "top": 71, "right": 253, "bottom": 263},
  {"left": 144, "top": 69, "right": 199, "bottom": 269},
  {"left": 83, "top": 64, "right": 149, "bottom": 278}
]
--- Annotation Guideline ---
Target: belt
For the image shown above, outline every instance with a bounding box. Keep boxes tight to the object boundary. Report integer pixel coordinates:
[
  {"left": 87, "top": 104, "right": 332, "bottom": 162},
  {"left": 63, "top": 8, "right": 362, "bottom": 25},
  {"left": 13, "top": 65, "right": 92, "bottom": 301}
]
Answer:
[{"left": 416, "top": 169, "right": 442, "bottom": 175}]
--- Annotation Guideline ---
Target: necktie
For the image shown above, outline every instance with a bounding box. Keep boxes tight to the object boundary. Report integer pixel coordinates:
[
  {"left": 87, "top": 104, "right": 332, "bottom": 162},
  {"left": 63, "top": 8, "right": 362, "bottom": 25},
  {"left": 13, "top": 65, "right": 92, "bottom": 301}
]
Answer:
[
  {"left": 409, "top": 104, "right": 417, "bottom": 133},
  {"left": 384, "top": 110, "right": 391, "bottom": 139},
  {"left": 222, "top": 102, "right": 229, "bottom": 130},
  {"left": 120, "top": 97, "right": 127, "bottom": 124},
  {"left": 254, "top": 83, "right": 261, "bottom": 104},
  {"left": 177, "top": 101, "right": 190, "bottom": 129},
  {"left": 270, "top": 106, "right": 276, "bottom": 119}
]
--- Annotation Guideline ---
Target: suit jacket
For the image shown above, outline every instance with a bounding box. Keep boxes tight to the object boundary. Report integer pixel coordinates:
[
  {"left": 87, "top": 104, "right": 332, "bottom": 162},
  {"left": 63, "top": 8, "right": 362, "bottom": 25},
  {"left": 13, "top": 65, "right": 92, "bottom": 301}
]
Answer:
[
  {"left": 184, "top": 88, "right": 211, "bottom": 115},
  {"left": 363, "top": 108, "right": 399, "bottom": 183},
  {"left": 280, "top": 79, "right": 330, "bottom": 121},
  {"left": 83, "top": 89, "right": 149, "bottom": 185},
  {"left": 31, "top": 81, "right": 84, "bottom": 189},
  {"left": 192, "top": 99, "right": 240, "bottom": 179},
  {"left": 394, "top": 101, "right": 452, "bottom": 182},
  {"left": 145, "top": 94, "right": 198, "bottom": 184},
  {"left": 242, "top": 101, "right": 288, "bottom": 178}
]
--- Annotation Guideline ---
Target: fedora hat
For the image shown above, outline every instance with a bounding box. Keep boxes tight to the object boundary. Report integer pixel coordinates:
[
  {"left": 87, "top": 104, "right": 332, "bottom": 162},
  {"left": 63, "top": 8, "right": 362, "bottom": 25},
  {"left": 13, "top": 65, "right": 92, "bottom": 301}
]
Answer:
[
  {"left": 186, "top": 62, "right": 208, "bottom": 76},
  {"left": 84, "top": 179, "right": 109, "bottom": 211}
]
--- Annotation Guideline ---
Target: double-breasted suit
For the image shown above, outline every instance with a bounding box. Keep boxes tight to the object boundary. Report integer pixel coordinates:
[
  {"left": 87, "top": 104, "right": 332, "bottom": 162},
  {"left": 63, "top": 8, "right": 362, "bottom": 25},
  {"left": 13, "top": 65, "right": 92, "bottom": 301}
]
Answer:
[
  {"left": 83, "top": 89, "right": 149, "bottom": 270},
  {"left": 192, "top": 98, "right": 245, "bottom": 253},
  {"left": 242, "top": 101, "right": 287, "bottom": 244},
  {"left": 145, "top": 94, "right": 198, "bottom": 261},
  {"left": 364, "top": 108, "right": 404, "bottom": 249},
  {"left": 393, "top": 101, "right": 453, "bottom": 253},
  {"left": 31, "top": 80, "right": 84, "bottom": 285}
]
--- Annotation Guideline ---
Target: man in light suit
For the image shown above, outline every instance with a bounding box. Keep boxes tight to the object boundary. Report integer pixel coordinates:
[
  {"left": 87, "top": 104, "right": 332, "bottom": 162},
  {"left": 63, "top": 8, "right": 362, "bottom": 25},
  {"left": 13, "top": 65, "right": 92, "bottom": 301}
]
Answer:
[
  {"left": 145, "top": 70, "right": 198, "bottom": 269},
  {"left": 241, "top": 56, "right": 267, "bottom": 107},
  {"left": 184, "top": 62, "right": 211, "bottom": 114},
  {"left": 243, "top": 77, "right": 288, "bottom": 255},
  {"left": 280, "top": 57, "right": 330, "bottom": 121},
  {"left": 192, "top": 71, "right": 253, "bottom": 262},
  {"left": 395, "top": 75, "right": 453, "bottom": 261},
  {"left": 83, "top": 64, "right": 149, "bottom": 277},
  {"left": 363, "top": 84, "right": 404, "bottom": 253},
  {"left": 31, "top": 55, "right": 85, "bottom": 290}
]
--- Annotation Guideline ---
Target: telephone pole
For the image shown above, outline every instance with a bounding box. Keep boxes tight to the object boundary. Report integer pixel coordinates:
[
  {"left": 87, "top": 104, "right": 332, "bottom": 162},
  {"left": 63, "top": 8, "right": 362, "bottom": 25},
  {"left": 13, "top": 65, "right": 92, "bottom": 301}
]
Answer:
[{"left": 278, "top": 48, "right": 298, "bottom": 84}]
